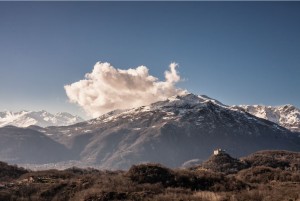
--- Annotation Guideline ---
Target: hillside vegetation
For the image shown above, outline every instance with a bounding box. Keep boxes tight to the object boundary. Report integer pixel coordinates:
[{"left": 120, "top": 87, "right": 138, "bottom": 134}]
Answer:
[{"left": 0, "top": 150, "right": 299, "bottom": 201}]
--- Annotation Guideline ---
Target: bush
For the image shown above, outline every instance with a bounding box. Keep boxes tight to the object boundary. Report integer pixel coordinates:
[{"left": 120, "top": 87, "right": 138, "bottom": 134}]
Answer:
[
  {"left": 0, "top": 161, "right": 28, "bottom": 181},
  {"left": 127, "top": 163, "right": 175, "bottom": 186},
  {"left": 237, "top": 166, "right": 300, "bottom": 183}
]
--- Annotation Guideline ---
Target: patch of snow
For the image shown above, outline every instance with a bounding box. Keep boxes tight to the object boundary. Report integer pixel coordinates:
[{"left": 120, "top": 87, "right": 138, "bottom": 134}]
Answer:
[{"left": 162, "top": 116, "right": 173, "bottom": 120}]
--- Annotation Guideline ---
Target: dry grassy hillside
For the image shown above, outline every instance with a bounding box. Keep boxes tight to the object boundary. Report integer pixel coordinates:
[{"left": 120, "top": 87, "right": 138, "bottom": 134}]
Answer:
[{"left": 0, "top": 150, "right": 299, "bottom": 201}]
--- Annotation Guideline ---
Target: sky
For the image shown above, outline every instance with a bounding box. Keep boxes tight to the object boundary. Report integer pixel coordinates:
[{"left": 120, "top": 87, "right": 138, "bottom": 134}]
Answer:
[{"left": 0, "top": 2, "right": 300, "bottom": 118}]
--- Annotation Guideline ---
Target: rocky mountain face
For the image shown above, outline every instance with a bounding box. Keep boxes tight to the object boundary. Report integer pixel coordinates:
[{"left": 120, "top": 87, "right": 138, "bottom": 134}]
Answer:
[
  {"left": 0, "top": 94, "right": 299, "bottom": 170},
  {"left": 232, "top": 104, "right": 300, "bottom": 132},
  {"left": 0, "top": 110, "right": 84, "bottom": 128}
]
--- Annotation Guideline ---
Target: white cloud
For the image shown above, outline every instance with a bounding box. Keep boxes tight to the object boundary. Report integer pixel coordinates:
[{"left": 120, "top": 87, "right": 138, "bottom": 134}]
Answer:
[{"left": 64, "top": 62, "right": 186, "bottom": 117}]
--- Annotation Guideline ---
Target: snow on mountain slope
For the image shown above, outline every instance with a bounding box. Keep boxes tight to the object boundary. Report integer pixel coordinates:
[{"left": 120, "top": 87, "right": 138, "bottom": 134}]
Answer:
[
  {"left": 232, "top": 104, "right": 300, "bottom": 132},
  {"left": 87, "top": 93, "right": 228, "bottom": 125},
  {"left": 0, "top": 110, "right": 84, "bottom": 128}
]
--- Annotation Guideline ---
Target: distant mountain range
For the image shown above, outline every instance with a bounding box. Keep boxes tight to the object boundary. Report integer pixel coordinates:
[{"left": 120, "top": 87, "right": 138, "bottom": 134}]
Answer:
[
  {"left": 0, "top": 94, "right": 299, "bottom": 170},
  {"left": 1, "top": 101, "right": 299, "bottom": 133},
  {"left": 0, "top": 110, "right": 84, "bottom": 127}
]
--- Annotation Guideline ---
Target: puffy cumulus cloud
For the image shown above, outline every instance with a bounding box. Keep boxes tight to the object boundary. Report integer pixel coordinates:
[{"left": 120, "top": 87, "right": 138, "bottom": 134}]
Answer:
[{"left": 64, "top": 62, "right": 186, "bottom": 117}]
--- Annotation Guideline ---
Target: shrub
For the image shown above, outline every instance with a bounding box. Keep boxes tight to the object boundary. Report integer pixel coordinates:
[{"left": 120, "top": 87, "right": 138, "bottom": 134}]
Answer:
[
  {"left": 127, "top": 163, "right": 175, "bottom": 186},
  {"left": 0, "top": 161, "right": 28, "bottom": 181},
  {"left": 237, "top": 166, "right": 300, "bottom": 183}
]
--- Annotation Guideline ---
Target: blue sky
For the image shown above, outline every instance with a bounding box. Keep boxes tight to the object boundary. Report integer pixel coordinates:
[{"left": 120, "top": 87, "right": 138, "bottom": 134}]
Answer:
[{"left": 0, "top": 2, "right": 299, "bottom": 118}]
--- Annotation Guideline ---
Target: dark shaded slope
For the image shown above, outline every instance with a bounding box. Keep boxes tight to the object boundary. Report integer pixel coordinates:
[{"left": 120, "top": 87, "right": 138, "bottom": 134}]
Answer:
[{"left": 0, "top": 126, "right": 73, "bottom": 164}]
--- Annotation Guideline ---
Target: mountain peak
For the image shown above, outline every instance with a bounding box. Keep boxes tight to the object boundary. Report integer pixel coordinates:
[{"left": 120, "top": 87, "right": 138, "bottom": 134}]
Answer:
[
  {"left": 151, "top": 93, "right": 226, "bottom": 109},
  {"left": 166, "top": 93, "right": 206, "bottom": 105}
]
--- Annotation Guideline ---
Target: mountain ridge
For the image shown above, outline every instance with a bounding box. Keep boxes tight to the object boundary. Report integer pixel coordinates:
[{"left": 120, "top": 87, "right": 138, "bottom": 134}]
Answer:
[
  {"left": 232, "top": 104, "right": 300, "bottom": 132},
  {"left": 0, "top": 110, "right": 84, "bottom": 128}
]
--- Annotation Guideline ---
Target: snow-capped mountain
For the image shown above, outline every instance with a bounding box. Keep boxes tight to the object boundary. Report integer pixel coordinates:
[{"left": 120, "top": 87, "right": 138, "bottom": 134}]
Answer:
[
  {"left": 232, "top": 105, "right": 300, "bottom": 132},
  {"left": 0, "top": 110, "right": 84, "bottom": 128},
  {"left": 32, "top": 93, "right": 299, "bottom": 169}
]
